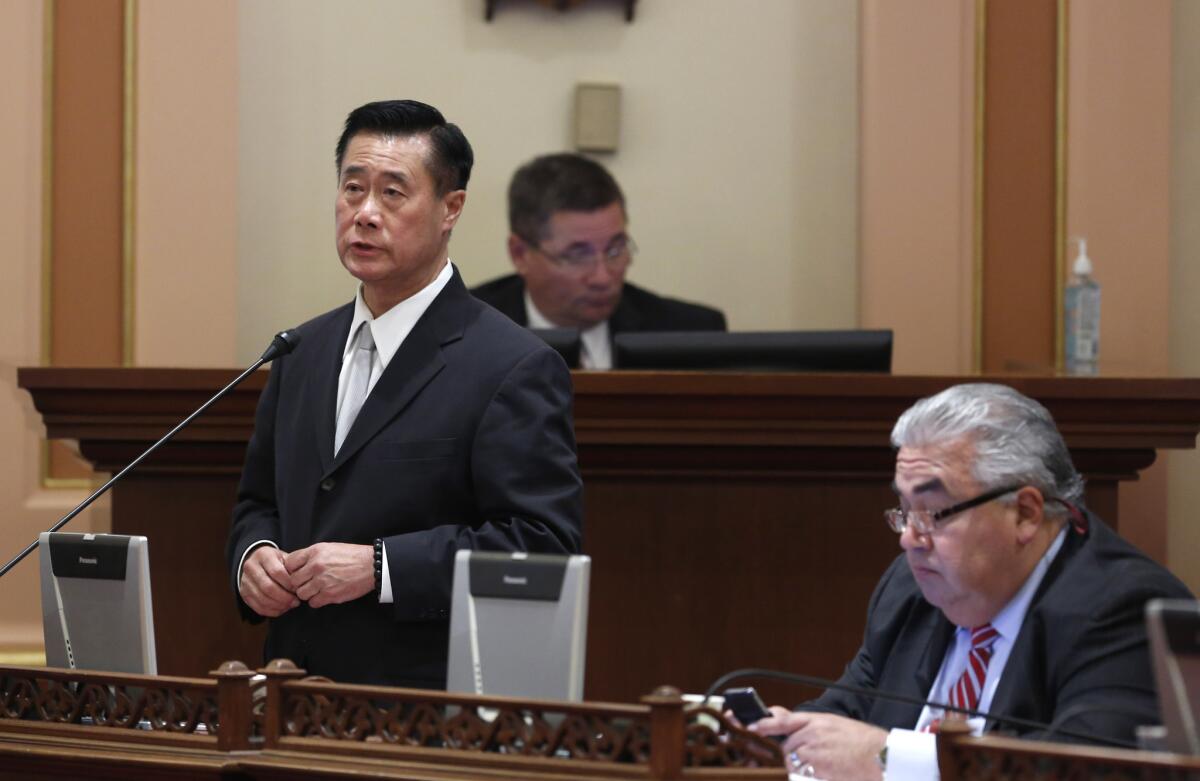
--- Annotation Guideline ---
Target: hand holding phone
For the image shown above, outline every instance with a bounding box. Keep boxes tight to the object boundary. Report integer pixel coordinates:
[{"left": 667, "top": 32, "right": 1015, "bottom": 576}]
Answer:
[{"left": 723, "top": 686, "right": 772, "bottom": 727}]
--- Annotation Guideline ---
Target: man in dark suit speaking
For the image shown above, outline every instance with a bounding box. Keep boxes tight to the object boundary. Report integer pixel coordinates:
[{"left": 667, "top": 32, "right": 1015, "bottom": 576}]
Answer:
[
  {"left": 753, "top": 383, "right": 1191, "bottom": 780},
  {"left": 227, "top": 100, "right": 582, "bottom": 688},
  {"left": 470, "top": 153, "right": 726, "bottom": 369}
]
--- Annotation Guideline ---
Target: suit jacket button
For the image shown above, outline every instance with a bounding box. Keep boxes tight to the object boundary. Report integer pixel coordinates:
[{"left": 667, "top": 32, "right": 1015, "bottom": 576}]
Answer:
[{"left": 320, "top": 478, "right": 335, "bottom": 491}]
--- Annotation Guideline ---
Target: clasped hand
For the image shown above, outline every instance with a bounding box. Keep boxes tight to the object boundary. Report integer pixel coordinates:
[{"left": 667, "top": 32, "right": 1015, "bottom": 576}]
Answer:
[{"left": 240, "top": 542, "right": 374, "bottom": 617}]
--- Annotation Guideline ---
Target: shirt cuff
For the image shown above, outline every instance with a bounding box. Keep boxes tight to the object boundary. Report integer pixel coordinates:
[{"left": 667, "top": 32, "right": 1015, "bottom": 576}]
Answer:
[
  {"left": 883, "top": 728, "right": 938, "bottom": 781},
  {"left": 379, "top": 542, "right": 393, "bottom": 603},
  {"left": 236, "top": 540, "right": 279, "bottom": 595}
]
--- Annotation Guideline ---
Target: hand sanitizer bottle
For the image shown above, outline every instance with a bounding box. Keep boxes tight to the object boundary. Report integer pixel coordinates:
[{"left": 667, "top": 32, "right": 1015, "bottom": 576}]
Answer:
[{"left": 1064, "top": 237, "right": 1101, "bottom": 376}]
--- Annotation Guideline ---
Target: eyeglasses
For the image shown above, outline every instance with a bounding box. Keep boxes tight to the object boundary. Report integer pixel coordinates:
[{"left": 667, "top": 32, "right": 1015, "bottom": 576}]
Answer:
[
  {"left": 523, "top": 234, "right": 637, "bottom": 274},
  {"left": 884, "top": 484, "right": 1023, "bottom": 537}
]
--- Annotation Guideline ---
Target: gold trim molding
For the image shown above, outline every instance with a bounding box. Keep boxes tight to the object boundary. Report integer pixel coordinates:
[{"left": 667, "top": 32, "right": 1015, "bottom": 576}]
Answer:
[
  {"left": 0, "top": 649, "right": 47, "bottom": 667},
  {"left": 1053, "top": 0, "right": 1069, "bottom": 370},
  {"left": 122, "top": 0, "right": 137, "bottom": 368},
  {"left": 40, "top": 0, "right": 53, "bottom": 369}
]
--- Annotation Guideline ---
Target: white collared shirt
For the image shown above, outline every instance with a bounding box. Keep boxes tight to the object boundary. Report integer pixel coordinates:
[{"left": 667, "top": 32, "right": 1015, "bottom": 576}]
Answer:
[
  {"left": 238, "top": 260, "right": 454, "bottom": 606},
  {"left": 883, "top": 525, "right": 1069, "bottom": 781},
  {"left": 524, "top": 291, "right": 611, "bottom": 370},
  {"left": 335, "top": 260, "right": 453, "bottom": 428}
]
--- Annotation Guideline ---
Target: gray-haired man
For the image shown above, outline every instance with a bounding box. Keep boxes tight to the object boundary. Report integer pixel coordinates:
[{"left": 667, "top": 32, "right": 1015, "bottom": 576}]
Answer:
[{"left": 755, "top": 383, "right": 1192, "bottom": 780}]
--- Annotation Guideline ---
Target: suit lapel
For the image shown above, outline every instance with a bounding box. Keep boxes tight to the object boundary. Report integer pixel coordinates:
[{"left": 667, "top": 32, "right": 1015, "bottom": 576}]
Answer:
[
  {"left": 987, "top": 637, "right": 1027, "bottom": 730},
  {"left": 324, "top": 271, "right": 471, "bottom": 475},
  {"left": 986, "top": 522, "right": 1083, "bottom": 730},
  {"left": 916, "top": 615, "right": 956, "bottom": 698},
  {"left": 881, "top": 609, "right": 954, "bottom": 728},
  {"left": 312, "top": 305, "right": 354, "bottom": 476},
  {"left": 868, "top": 604, "right": 950, "bottom": 729}
]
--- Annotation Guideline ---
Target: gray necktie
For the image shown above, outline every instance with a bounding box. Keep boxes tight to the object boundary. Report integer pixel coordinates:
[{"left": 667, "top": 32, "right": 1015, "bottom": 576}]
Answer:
[{"left": 334, "top": 322, "right": 376, "bottom": 455}]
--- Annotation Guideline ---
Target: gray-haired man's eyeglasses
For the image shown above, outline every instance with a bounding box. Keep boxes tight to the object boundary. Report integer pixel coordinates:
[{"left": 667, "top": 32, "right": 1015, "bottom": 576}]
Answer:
[{"left": 884, "top": 484, "right": 1023, "bottom": 537}]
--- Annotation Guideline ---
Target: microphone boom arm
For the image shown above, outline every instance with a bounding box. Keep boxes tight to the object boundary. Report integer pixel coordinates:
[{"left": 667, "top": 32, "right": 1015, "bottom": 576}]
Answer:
[{"left": 0, "top": 329, "right": 299, "bottom": 579}]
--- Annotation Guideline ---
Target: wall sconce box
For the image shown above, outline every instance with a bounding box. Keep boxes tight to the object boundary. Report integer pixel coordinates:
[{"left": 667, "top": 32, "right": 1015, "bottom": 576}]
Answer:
[{"left": 574, "top": 83, "right": 621, "bottom": 153}]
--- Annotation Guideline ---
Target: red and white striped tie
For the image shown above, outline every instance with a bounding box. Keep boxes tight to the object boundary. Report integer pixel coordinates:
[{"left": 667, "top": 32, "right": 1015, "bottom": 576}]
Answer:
[
  {"left": 950, "top": 623, "right": 999, "bottom": 715},
  {"left": 925, "top": 623, "right": 999, "bottom": 733}
]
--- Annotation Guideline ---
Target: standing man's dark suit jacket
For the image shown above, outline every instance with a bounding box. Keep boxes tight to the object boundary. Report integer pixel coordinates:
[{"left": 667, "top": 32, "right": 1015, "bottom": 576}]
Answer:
[
  {"left": 805, "top": 513, "right": 1192, "bottom": 744},
  {"left": 470, "top": 274, "right": 727, "bottom": 333},
  {"left": 227, "top": 268, "right": 583, "bottom": 688}
]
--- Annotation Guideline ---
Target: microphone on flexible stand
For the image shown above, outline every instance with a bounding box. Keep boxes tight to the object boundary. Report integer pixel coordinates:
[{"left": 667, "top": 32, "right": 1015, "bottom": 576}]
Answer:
[
  {"left": 705, "top": 667, "right": 1138, "bottom": 750},
  {"left": 0, "top": 329, "right": 302, "bottom": 579}
]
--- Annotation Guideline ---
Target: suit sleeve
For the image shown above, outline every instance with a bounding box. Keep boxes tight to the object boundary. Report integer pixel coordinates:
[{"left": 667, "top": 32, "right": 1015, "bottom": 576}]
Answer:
[
  {"left": 225, "top": 357, "right": 285, "bottom": 622},
  {"left": 381, "top": 346, "right": 583, "bottom": 620},
  {"left": 1018, "top": 568, "right": 1192, "bottom": 744},
  {"left": 795, "top": 557, "right": 905, "bottom": 719}
]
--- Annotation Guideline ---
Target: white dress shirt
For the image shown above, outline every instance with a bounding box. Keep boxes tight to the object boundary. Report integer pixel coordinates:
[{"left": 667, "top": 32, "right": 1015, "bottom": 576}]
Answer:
[
  {"left": 238, "top": 260, "right": 454, "bottom": 605},
  {"left": 883, "top": 526, "right": 1068, "bottom": 781},
  {"left": 524, "top": 291, "right": 611, "bottom": 370}
]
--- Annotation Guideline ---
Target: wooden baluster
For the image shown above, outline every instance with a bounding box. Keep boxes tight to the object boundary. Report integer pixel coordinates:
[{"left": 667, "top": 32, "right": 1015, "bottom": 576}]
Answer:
[
  {"left": 259, "top": 658, "right": 306, "bottom": 749},
  {"left": 209, "top": 660, "right": 254, "bottom": 751},
  {"left": 643, "top": 685, "right": 685, "bottom": 780}
]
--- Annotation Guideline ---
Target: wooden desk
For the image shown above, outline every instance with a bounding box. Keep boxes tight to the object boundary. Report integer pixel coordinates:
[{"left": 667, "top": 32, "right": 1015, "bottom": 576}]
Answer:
[{"left": 18, "top": 369, "right": 1200, "bottom": 703}]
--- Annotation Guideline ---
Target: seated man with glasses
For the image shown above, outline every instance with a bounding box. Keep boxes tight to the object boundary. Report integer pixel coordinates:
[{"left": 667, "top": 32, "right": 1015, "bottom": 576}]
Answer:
[
  {"left": 470, "top": 153, "right": 726, "bottom": 369},
  {"left": 751, "top": 383, "right": 1192, "bottom": 781}
]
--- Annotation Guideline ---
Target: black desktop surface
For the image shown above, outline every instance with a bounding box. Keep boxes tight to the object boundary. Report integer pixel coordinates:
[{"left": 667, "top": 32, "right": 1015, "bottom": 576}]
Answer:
[{"left": 612, "top": 329, "right": 893, "bottom": 372}]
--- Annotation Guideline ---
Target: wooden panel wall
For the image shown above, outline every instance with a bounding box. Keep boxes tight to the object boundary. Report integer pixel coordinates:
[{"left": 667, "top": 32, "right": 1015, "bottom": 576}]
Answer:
[
  {"left": 46, "top": 0, "right": 129, "bottom": 481},
  {"left": 980, "top": 0, "right": 1060, "bottom": 372}
]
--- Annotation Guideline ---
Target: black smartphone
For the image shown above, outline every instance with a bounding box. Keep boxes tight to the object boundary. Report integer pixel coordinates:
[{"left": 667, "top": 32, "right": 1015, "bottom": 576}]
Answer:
[{"left": 723, "top": 686, "right": 772, "bottom": 726}]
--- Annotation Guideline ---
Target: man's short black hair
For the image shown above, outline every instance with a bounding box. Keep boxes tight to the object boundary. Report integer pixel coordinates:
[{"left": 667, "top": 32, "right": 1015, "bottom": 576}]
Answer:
[
  {"left": 508, "top": 153, "right": 625, "bottom": 242},
  {"left": 335, "top": 100, "right": 473, "bottom": 194}
]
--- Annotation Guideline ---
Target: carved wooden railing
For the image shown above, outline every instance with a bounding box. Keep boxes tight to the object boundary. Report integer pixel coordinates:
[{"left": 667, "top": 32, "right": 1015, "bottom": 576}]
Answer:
[
  {"left": 0, "top": 660, "right": 785, "bottom": 780},
  {"left": 18, "top": 663, "right": 1200, "bottom": 780},
  {"left": 935, "top": 719, "right": 1200, "bottom": 780},
  {"left": 253, "top": 658, "right": 782, "bottom": 778},
  {"left": 0, "top": 660, "right": 261, "bottom": 751}
]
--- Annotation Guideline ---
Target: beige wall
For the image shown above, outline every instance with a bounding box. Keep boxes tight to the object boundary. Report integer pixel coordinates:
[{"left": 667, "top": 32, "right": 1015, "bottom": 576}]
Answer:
[
  {"left": 1171, "top": 0, "right": 1200, "bottom": 595},
  {"left": 234, "top": 0, "right": 860, "bottom": 362},
  {"left": 1067, "top": 1, "right": 1174, "bottom": 564},
  {"left": 1068, "top": 1, "right": 1170, "bottom": 379},
  {"left": 859, "top": 0, "right": 977, "bottom": 375},
  {"left": 0, "top": 0, "right": 238, "bottom": 660},
  {"left": 0, "top": 0, "right": 109, "bottom": 662},
  {"left": 860, "top": 0, "right": 1191, "bottom": 578},
  {"left": 135, "top": 0, "right": 238, "bottom": 367}
]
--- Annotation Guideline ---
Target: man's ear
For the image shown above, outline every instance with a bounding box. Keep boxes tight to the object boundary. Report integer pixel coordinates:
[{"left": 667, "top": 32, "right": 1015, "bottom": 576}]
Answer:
[
  {"left": 441, "top": 190, "right": 467, "bottom": 232},
  {"left": 1013, "top": 486, "right": 1046, "bottom": 544},
  {"left": 508, "top": 234, "right": 532, "bottom": 275}
]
